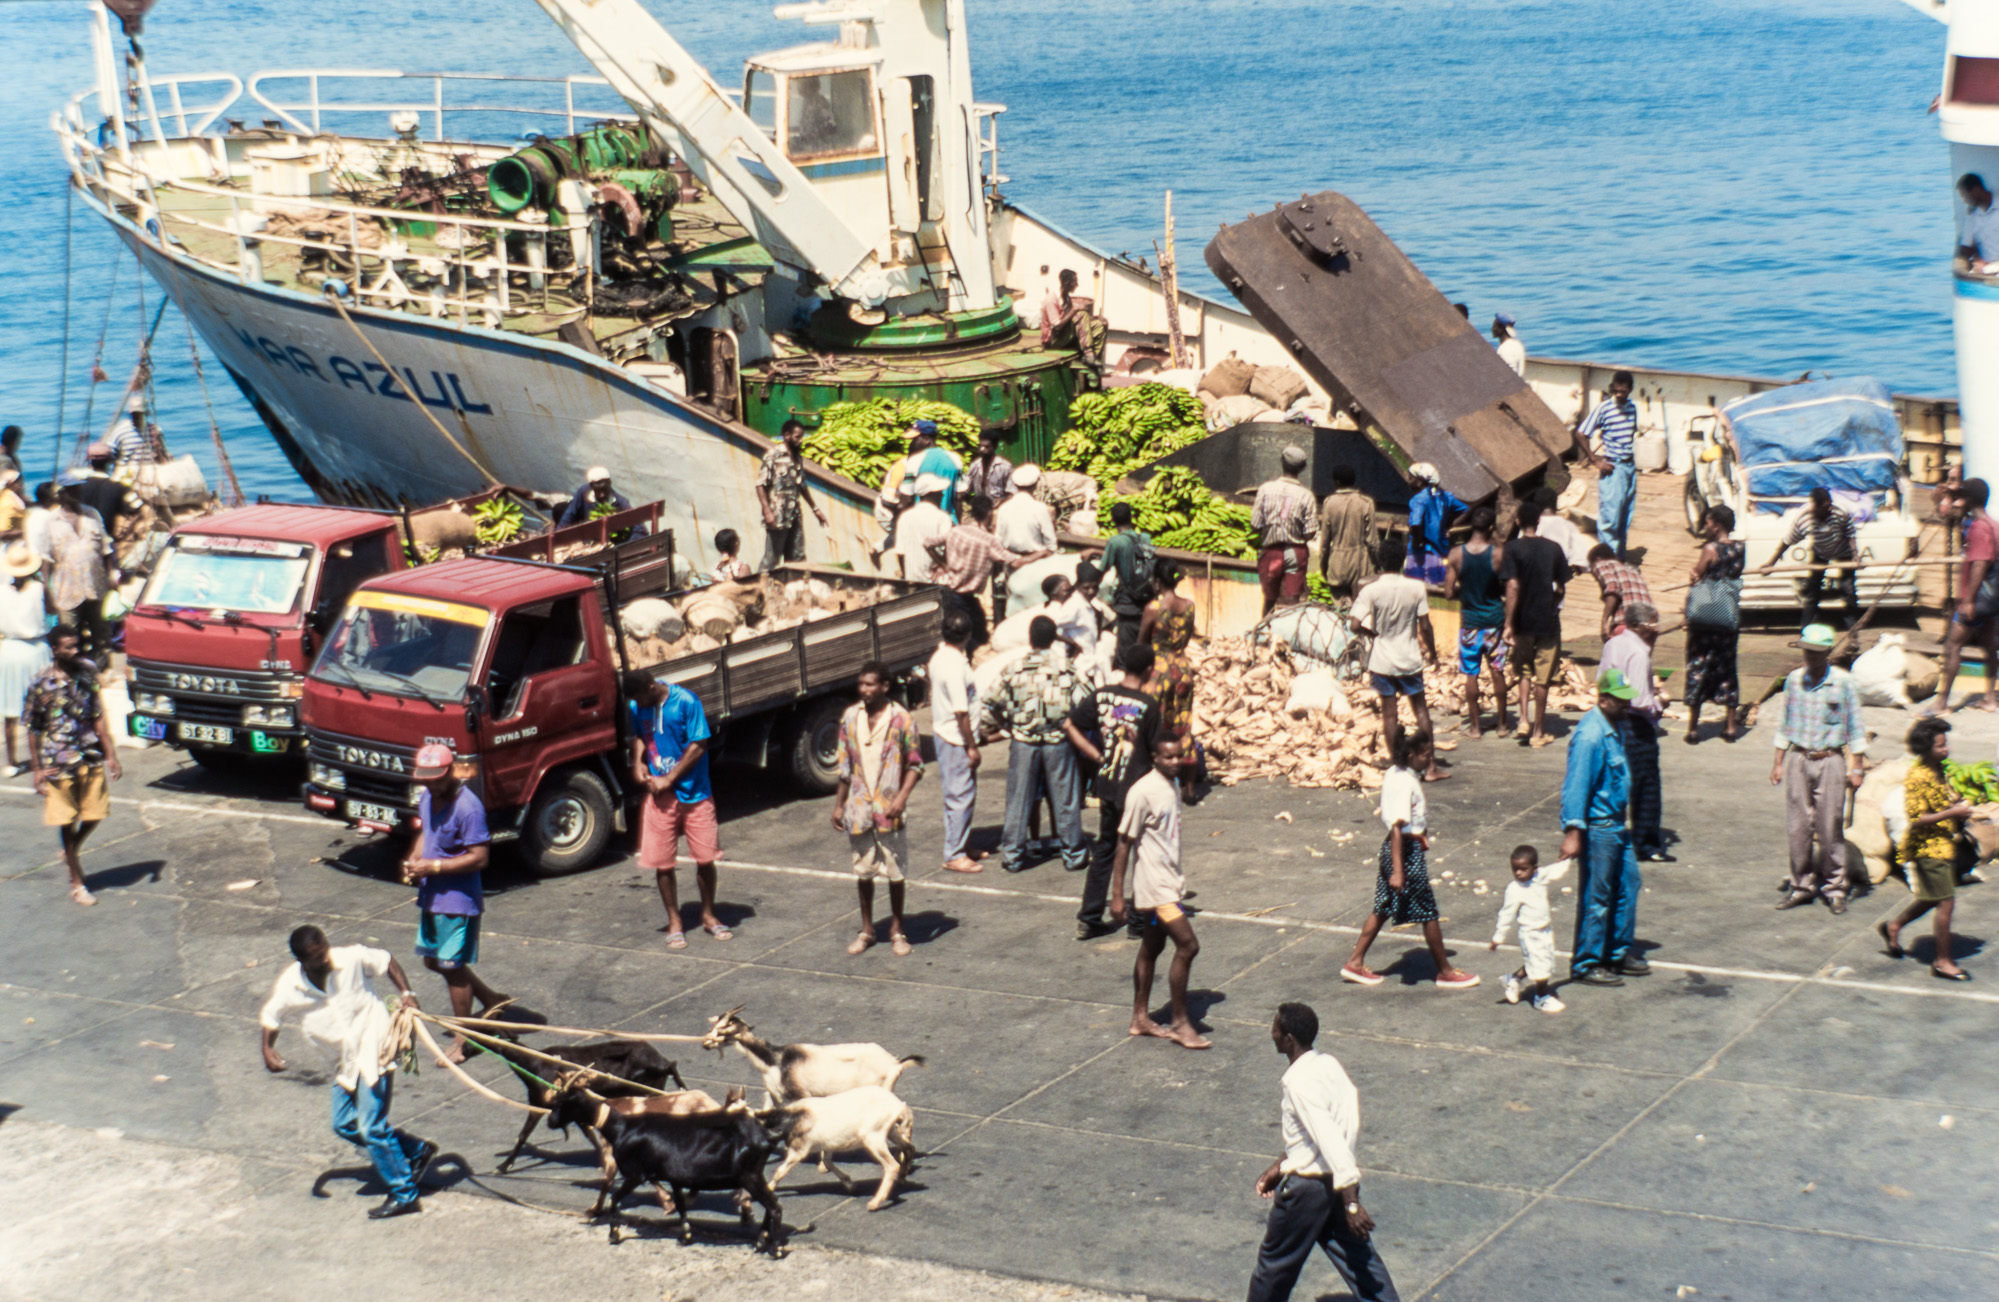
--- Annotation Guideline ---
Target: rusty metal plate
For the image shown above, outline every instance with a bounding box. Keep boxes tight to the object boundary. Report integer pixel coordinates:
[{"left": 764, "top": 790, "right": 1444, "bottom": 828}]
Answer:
[{"left": 1206, "top": 191, "right": 1573, "bottom": 502}]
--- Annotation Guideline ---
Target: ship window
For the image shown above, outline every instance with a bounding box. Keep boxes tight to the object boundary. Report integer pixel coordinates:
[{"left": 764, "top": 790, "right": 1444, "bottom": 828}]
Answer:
[
  {"left": 784, "top": 69, "right": 878, "bottom": 160},
  {"left": 745, "top": 69, "right": 778, "bottom": 138},
  {"left": 1950, "top": 57, "right": 1999, "bottom": 106}
]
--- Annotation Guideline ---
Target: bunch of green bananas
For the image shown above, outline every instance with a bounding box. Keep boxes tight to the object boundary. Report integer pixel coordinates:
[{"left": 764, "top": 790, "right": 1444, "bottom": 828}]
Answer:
[
  {"left": 1103, "top": 463, "right": 1260, "bottom": 560},
  {"left": 1945, "top": 758, "right": 1999, "bottom": 804},
  {"left": 473, "top": 497, "right": 525, "bottom": 545},
  {"left": 799, "top": 398, "right": 981, "bottom": 487},
  {"left": 1047, "top": 384, "right": 1207, "bottom": 491}
]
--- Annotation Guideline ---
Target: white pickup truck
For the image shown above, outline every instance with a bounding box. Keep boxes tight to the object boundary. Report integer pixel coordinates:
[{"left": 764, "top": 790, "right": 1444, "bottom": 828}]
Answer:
[{"left": 1681, "top": 378, "right": 1920, "bottom": 612}]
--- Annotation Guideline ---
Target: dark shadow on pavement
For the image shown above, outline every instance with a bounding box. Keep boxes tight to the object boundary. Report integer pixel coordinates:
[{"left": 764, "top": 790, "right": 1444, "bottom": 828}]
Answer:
[{"left": 83, "top": 859, "right": 164, "bottom": 891}]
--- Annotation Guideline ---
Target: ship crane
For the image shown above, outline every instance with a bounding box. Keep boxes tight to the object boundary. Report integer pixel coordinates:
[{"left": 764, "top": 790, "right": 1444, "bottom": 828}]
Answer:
[{"left": 531, "top": 0, "right": 999, "bottom": 316}]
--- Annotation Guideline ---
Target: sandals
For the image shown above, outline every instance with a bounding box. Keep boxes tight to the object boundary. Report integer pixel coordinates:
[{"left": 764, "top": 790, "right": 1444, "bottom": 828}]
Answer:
[
  {"left": 1932, "top": 965, "right": 1973, "bottom": 982},
  {"left": 703, "top": 922, "right": 733, "bottom": 941},
  {"left": 665, "top": 931, "right": 687, "bottom": 950},
  {"left": 847, "top": 931, "right": 876, "bottom": 956},
  {"left": 69, "top": 884, "right": 97, "bottom": 907},
  {"left": 891, "top": 933, "right": 913, "bottom": 957}
]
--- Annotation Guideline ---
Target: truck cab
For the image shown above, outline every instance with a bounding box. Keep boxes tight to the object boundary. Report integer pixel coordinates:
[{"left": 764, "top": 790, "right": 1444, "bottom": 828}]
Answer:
[
  {"left": 125, "top": 506, "right": 403, "bottom": 764},
  {"left": 301, "top": 558, "right": 627, "bottom": 874}
]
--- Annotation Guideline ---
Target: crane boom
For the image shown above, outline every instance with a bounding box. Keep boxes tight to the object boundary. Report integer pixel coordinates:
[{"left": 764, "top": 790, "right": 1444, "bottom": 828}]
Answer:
[{"left": 529, "top": 0, "right": 913, "bottom": 305}]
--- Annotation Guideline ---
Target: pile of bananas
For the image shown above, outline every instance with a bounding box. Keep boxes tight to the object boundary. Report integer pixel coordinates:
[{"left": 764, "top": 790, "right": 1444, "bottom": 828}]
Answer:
[
  {"left": 473, "top": 497, "right": 525, "bottom": 545},
  {"left": 800, "top": 398, "right": 980, "bottom": 487},
  {"left": 1047, "top": 384, "right": 1207, "bottom": 489},
  {"left": 1103, "top": 466, "right": 1259, "bottom": 561}
]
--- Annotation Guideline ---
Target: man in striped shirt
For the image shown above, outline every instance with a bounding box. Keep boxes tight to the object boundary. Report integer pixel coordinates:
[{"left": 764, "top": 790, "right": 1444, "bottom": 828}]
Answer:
[
  {"left": 1762, "top": 487, "right": 1859, "bottom": 632},
  {"left": 1573, "top": 371, "right": 1639, "bottom": 558}
]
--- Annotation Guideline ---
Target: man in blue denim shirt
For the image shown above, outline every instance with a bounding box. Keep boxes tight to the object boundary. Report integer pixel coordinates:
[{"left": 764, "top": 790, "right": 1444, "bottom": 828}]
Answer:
[{"left": 1560, "top": 669, "right": 1648, "bottom": 987}]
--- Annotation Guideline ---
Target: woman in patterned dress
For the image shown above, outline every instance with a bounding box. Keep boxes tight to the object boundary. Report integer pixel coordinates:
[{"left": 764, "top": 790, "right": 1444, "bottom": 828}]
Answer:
[
  {"left": 1139, "top": 558, "right": 1198, "bottom": 803},
  {"left": 1683, "top": 504, "right": 1745, "bottom": 744}
]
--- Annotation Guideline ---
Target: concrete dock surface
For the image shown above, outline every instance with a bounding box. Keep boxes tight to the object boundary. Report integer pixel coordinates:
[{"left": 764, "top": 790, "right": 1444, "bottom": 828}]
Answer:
[{"left": 3, "top": 689, "right": 1997, "bottom": 1301}]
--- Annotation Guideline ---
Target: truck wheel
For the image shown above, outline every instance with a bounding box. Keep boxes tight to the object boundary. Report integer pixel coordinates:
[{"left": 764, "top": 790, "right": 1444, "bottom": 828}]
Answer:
[
  {"left": 521, "top": 768, "right": 614, "bottom": 875},
  {"left": 1684, "top": 477, "right": 1706, "bottom": 536},
  {"left": 786, "top": 694, "right": 854, "bottom": 796}
]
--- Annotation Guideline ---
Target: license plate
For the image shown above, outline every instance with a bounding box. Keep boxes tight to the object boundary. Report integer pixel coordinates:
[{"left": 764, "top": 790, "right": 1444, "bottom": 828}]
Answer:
[
  {"left": 178, "top": 723, "right": 234, "bottom": 744},
  {"left": 347, "top": 800, "right": 399, "bottom": 826},
  {"left": 130, "top": 715, "right": 169, "bottom": 741}
]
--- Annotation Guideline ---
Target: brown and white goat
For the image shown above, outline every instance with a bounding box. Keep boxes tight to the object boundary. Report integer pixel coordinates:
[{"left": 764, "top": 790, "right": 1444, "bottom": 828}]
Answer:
[
  {"left": 760, "top": 1085, "right": 916, "bottom": 1212},
  {"left": 702, "top": 1007, "right": 924, "bottom": 1104}
]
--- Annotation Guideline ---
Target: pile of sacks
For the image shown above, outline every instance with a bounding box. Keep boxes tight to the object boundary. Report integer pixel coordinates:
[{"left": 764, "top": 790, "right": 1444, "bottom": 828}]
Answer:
[
  {"left": 1135, "top": 354, "right": 1334, "bottom": 430},
  {"left": 619, "top": 572, "right": 905, "bottom": 664},
  {"left": 1189, "top": 636, "right": 1604, "bottom": 792}
]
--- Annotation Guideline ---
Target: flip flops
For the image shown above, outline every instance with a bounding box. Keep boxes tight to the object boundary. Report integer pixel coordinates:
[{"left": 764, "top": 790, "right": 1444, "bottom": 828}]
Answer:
[
  {"left": 665, "top": 931, "right": 687, "bottom": 950},
  {"left": 704, "top": 922, "right": 733, "bottom": 941}
]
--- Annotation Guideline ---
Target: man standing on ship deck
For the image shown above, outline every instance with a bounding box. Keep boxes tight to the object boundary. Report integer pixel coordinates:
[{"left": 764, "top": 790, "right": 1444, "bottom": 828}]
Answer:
[
  {"left": 1491, "top": 313, "right": 1526, "bottom": 377},
  {"left": 756, "top": 419, "right": 828, "bottom": 573},
  {"left": 1251, "top": 445, "right": 1318, "bottom": 616},
  {"left": 1575, "top": 370, "right": 1640, "bottom": 558},
  {"left": 1958, "top": 173, "right": 1999, "bottom": 273},
  {"left": 1317, "top": 464, "right": 1376, "bottom": 598}
]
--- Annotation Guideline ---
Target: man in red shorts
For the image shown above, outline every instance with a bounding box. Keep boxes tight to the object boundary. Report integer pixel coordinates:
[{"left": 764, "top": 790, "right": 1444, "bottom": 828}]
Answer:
[{"left": 626, "top": 671, "right": 729, "bottom": 949}]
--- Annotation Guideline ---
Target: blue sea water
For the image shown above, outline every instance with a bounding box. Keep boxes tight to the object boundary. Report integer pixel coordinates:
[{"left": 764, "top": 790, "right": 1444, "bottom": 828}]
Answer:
[{"left": 0, "top": 0, "right": 1952, "bottom": 502}]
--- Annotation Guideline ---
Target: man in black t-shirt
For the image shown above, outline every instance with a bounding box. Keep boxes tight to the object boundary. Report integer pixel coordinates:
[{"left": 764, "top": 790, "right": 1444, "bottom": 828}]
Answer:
[
  {"left": 1499, "top": 500, "right": 1572, "bottom": 748},
  {"left": 1064, "top": 643, "right": 1162, "bottom": 940}
]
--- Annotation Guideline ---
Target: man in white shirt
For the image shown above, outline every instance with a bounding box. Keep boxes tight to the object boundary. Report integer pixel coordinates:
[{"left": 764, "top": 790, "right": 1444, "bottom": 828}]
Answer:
[
  {"left": 888, "top": 475, "right": 955, "bottom": 579},
  {"left": 1350, "top": 535, "right": 1447, "bottom": 781},
  {"left": 259, "top": 924, "right": 435, "bottom": 1220},
  {"left": 1958, "top": 173, "right": 1999, "bottom": 271},
  {"left": 1249, "top": 1002, "right": 1401, "bottom": 1302},
  {"left": 991, "top": 464, "right": 1060, "bottom": 618},
  {"left": 1491, "top": 313, "right": 1526, "bottom": 376},
  {"left": 1110, "top": 737, "right": 1210, "bottom": 1050},
  {"left": 928, "top": 610, "right": 984, "bottom": 874}
]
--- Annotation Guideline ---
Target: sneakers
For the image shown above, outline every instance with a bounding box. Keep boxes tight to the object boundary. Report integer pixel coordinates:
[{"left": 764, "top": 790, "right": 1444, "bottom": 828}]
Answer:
[
  {"left": 1339, "top": 965, "right": 1384, "bottom": 986},
  {"left": 1616, "top": 955, "right": 1652, "bottom": 977},
  {"left": 1531, "top": 993, "right": 1566, "bottom": 1014},
  {"left": 1502, "top": 974, "right": 1523, "bottom": 1005},
  {"left": 367, "top": 1196, "right": 422, "bottom": 1220},
  {"left": 1436, "top": 971, "right": 1481, "bottom": 990},
  {"left": 1573, "top": 967, "right": 1625, "bottom": 987},
  {"left": 409, "top": 1139, "right": 439, "bottom": 1187}
]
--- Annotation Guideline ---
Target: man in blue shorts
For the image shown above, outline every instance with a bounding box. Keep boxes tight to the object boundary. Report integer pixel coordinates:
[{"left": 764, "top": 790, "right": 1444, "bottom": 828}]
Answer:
[
  {"left": 402, "top": 742, "right": 504, "bottom": 1061},
  {"left": 1445, "top": 505, "right": 1511, "bottom": 738},
  {"left": 1352, "top": 536, "right": 1448, "bottom": 782}
]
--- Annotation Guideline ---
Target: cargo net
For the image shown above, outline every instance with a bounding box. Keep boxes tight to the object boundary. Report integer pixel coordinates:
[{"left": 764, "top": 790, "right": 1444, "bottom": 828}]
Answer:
[{"left": 1248, "top": 602, "right": 1370, "bottom": 681}]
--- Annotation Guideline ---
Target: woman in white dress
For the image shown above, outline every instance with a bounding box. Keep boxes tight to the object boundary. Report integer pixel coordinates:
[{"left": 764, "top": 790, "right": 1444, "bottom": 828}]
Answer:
[{"left": 0, "top": 540, "right": 53, "bottom": 777}]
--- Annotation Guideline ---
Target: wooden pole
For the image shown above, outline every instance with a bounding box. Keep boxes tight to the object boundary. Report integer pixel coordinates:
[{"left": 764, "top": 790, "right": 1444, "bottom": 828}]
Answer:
[{"left": 1162, "top": 191, "right": 1187, "bottom": 369}]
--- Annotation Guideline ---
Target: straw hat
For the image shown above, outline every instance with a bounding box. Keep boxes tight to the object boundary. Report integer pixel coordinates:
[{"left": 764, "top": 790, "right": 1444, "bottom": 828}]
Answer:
[{"left": 2, "top": 540, "right": 40, "bottom": 579}]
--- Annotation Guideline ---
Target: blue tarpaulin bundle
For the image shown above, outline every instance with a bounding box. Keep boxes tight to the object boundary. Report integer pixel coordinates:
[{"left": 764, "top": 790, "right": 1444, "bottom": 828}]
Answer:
[{"left": 1722, "top": 378, "right": 1903, "bottom": 507}]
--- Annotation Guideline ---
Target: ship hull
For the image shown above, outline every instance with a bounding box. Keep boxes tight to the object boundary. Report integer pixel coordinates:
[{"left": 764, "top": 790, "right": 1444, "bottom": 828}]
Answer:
[{"left": 113, "top": 216, "right": 887, "bottom": 574}]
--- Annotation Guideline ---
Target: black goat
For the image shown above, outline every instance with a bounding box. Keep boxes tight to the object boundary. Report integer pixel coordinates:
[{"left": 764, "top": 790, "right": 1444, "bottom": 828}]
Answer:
[
  {"left": 546, "top": 1085, "right": 785, "bottom": 1253},
  {"left": 486, "top": 1035, "right": 686, "bottom": 1174}
]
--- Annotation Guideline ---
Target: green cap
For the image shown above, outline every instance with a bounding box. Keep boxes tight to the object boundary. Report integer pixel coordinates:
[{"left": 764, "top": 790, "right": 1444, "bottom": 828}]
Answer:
[
  {"left": 1597, "top": 667, "right": 1638, "bottom": 700},
  {"left": 1800, "top": 623, "right": 1837, "bottom": 650}
]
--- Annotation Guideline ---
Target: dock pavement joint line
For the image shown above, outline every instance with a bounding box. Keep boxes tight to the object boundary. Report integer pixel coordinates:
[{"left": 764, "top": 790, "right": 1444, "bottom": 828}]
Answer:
[
  {"left": 0, "top": 784, "right": 332, "bottom": 827},
  {"left": 716, "top": 859, "right": 1999, "bottom": 1008}
]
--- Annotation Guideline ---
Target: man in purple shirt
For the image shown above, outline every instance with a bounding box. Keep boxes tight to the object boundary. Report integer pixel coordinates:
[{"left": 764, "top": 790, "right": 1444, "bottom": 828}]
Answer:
[
  {"left": 402, "top": 743, "right": 504, "bottom": 1061},
  {"left": 1597, "top": 601, "right": 1672, "bottom": 863}
]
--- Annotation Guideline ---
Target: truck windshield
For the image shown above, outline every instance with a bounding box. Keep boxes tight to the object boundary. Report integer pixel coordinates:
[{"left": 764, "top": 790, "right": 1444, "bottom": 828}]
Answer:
[
  {"left": 312, "top": 592, "right": 489, "bottom": 702},
  {"left": 140, "top": 536, "right": 311, "bottom": 615}
]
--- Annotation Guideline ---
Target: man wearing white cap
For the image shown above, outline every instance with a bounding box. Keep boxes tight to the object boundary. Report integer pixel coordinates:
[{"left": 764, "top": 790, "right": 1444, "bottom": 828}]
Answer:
[
  {"left": 888, "top": 474, "right": 955, "bottom": 579},
  {"left": 109, "top": 397, "right": 158, "bottom": 466},
  {"left": 1491, "top": 314, "right": 1526, "bottom": 377},
  {"left": 994, "top": 464, "right": 1058, "bottom": 617},
  {"left": 1403, "top": 463, "right": 1466, "bottom": 590},
  {"left": 557, "top": 466, "right": 638, "bottom": 531},
  {"left": 401, "top": 742, "right": 505, "bottom": 1061}
]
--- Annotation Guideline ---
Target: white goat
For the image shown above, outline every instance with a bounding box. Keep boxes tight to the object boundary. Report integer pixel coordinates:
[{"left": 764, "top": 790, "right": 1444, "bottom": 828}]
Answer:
[
  {"left": 762, "top": 1086, "right": 916, "bottom": 1211},
  {"left": 703, "top": 1007, "right": 924, "bottom": 1104}
]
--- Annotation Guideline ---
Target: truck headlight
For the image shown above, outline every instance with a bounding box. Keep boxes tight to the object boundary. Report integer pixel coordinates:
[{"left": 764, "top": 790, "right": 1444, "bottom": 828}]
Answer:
[
  {"left": 309, "top": 763, "right": 346, "bottom": 790},
  {"left": 139, "top": 693, "right": 175, "bottom": 715},
  {"left": 243, "top": 704, "right": 265, "bottom": 725},
  {"left": 266, "top": 707, "right": 295, "bottom": 729}
]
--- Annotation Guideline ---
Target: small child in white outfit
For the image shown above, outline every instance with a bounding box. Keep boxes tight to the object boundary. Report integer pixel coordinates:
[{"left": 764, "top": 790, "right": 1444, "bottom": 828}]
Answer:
[{"left": 1489, "top": 844, "right": 1570, "bottom": 1014}]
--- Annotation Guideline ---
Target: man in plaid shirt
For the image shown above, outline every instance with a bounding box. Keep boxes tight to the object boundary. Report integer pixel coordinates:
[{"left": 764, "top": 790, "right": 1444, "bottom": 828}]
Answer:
[
  {"left": 982, "top": 617, "right": 1090, "bottom": 874},
  {"left": 1587, "top": 545, "right": 1653, "bottom": 642}
]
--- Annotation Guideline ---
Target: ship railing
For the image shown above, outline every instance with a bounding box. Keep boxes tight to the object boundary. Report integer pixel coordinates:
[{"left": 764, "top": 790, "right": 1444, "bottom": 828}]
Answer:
[{"left": 244, "top": 70, "right": 637, "bottom": 142}]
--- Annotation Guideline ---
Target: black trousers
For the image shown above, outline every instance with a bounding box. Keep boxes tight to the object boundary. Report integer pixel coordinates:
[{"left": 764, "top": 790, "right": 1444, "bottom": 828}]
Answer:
[
  {"left": 1625, "top": 712, "right": 1664, "bottom": 857},
  {"left": 1078, "top": 797, "right": 1122, "bottom": 924},
  {"left": 1246, "top": 1175, "right": 1401, "bottom": 1302},
  {"left": 1801, "top": 563, "right": 1858, "bottom": 631},
  {"left": 760, "top": 522, "right": 805, "bottom": 573},
  {"left": 1113, "top": 608, "right": 1143, "bottom": 652}
]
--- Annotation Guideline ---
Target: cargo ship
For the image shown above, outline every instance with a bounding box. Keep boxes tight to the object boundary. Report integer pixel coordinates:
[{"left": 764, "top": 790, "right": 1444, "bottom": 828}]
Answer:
[{"left": 54, "top": 0, "right": 1973, "bottom": 627}]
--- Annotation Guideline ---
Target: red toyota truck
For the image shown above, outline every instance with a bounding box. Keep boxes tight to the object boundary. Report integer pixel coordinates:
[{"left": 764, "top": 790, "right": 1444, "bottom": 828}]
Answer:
[
  {"left": 298, "top": 510, "right": 944, "bottom": 874},
  {"left": 123, "top": 489, "right": 541, "bottom": 766}
]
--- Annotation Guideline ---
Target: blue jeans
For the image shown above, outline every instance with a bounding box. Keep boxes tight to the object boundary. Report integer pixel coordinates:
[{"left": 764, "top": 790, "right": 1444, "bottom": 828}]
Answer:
[
  {"left": 937, "top": 737, "right": 977, "bottom": 864},
  {"left": 1000, "top": 740, "right": 1088, "bottom": 872},
  {"left": 1597, "top": 458, "right": 1636, "bottom": 557},
  {"left": 331, "top": 1074, "right": 421, "bottom": 1205},
  {"left": 1573, "top": 821, "right": 1642, "bottom": 975}
]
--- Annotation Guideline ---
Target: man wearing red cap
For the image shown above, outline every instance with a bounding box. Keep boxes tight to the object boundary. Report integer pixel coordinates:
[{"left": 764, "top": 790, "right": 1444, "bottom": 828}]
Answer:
[{"left": 402, "top": 743, "right": 504, "bottom": 1060}]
